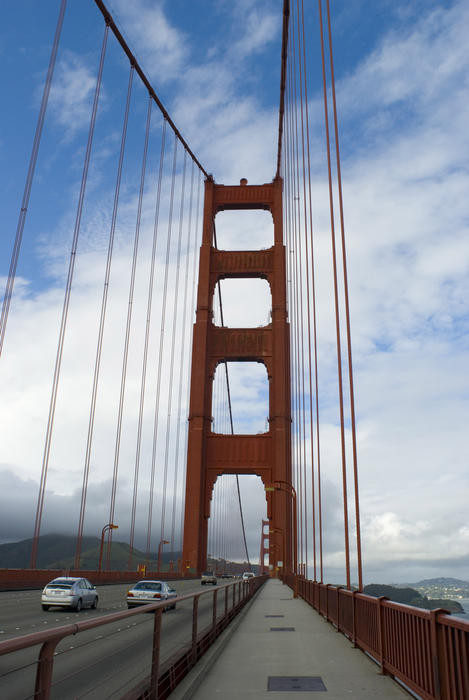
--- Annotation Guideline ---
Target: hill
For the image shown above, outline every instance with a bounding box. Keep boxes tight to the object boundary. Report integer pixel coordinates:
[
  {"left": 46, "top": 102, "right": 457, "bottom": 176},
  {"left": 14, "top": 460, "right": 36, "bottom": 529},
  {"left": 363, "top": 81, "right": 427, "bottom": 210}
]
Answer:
[
  {"left": 364, "top": 583, "right": 463, "bottom": 613},
  {"left": 0, "top": 534, "right": 178, "bottom": 571},
  {"left": 0, "top": 535, "right": 257, "bottom": 576}
]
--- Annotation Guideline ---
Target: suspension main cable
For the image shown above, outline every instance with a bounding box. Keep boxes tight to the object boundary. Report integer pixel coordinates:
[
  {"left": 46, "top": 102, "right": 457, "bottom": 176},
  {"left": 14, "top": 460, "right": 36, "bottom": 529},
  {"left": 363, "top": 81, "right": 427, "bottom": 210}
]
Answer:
[{"left": 93, "top": 0, "right": 208, "bottom": 179}]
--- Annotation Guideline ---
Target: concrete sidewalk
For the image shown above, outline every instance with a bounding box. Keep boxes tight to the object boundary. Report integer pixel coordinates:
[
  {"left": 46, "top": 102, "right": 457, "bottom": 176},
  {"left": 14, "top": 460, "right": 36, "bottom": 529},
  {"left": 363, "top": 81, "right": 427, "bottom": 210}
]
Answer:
[{"left": 172, "top": 578, "right": 410, "bottom": 699}]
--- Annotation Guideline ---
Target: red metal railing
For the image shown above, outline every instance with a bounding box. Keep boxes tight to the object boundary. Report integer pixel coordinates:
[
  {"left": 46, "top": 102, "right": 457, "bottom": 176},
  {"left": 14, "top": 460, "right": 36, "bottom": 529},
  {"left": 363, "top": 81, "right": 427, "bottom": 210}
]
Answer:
[
  {"left": 0, "top": 576, "right": 267, "bottom": 699},
  {"left": 286, "top": 574, "right": 469, "bottom": 700},
  {"left": 0, "top": 568, "right": 198, "bottom": 591}
]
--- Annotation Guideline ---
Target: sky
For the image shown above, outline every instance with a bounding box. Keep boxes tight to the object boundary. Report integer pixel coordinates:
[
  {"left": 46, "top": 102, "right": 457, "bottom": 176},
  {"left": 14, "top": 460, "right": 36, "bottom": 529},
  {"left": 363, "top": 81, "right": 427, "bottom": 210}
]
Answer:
[{"left": 0, "top": 0, "right": 468, "bottom": 585}]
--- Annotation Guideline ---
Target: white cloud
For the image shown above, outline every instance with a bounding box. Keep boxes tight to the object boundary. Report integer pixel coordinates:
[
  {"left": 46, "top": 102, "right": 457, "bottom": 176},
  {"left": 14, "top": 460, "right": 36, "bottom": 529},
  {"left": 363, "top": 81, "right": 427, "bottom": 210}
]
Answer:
[
  {"left": 48, "top": 51, "right": 100, "bottom": 139},
  {"left": 1, "top": 0, "right": 469, "bottom": 583}
]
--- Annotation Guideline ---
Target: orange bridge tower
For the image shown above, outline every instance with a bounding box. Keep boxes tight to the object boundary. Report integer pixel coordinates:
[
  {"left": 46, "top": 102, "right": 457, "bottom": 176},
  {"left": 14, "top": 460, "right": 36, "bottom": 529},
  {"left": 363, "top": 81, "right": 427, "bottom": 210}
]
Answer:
[{"left": 182, "top": 176, "right": 292, "bottom": 575}]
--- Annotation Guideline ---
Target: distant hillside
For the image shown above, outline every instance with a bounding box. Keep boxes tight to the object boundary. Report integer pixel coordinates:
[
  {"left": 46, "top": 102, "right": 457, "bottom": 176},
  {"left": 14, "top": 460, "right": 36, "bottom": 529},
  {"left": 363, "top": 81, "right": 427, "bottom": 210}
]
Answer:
[
  {"left": 415, "top": 577, "right": 469, "bottom": 587},
  {"left": 0, "top": 534, "right": 178, "bottom": 571},
  {"left": 0, "top": 535, "right": 257, "bottom": 575},
  {"left": 364, "top": 583, "right": 463, "bottom": 613}
]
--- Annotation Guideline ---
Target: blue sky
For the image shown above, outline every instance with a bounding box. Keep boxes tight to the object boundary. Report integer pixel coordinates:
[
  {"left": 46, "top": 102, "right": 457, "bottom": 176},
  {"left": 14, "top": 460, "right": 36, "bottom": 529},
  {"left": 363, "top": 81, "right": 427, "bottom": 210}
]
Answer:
[{"left": 1, "top": 0, "right": 469, "bottom": 585}]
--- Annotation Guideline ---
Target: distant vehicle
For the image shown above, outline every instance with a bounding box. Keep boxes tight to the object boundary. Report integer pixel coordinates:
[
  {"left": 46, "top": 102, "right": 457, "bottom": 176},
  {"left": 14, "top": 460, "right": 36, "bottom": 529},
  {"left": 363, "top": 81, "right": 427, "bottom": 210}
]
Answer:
[
  {"left": 242, "top": 572, "right": 255, "bottom": 581},
  {"left": 126, "top": 580, "right": 177, "bottom": 609},
  {"left": 221, "top": 573, "right": 232, "bottom": 579},
  {"left": 201, "top": 571, "right": 217, "bottom": 585},
  {"left": 41, "top": 577, "right": 98, "bottom": 612}
]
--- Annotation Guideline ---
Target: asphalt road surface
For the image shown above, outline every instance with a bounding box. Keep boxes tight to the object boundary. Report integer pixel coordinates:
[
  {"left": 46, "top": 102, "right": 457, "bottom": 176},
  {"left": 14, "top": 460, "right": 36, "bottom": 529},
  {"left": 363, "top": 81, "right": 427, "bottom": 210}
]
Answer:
[{"left": 0, "top": 578, "right": 239, "bottom": 699}]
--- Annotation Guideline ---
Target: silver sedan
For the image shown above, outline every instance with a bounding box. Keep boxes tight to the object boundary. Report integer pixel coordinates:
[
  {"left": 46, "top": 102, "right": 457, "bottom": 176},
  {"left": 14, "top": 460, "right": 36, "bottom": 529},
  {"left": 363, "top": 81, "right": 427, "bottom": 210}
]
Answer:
[
  {"left": 126, "top": 580, "right": 177, "bottom": 609},
  {"left": 41, "top": 577, "right": 98, "bottom": 612}
]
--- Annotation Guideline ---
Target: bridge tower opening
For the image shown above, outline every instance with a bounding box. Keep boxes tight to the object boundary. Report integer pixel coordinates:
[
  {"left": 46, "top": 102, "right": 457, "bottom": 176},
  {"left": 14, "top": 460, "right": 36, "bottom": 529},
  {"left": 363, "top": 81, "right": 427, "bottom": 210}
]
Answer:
[{"left": 182, "top": 176, "right": 292, "bottom": 575}]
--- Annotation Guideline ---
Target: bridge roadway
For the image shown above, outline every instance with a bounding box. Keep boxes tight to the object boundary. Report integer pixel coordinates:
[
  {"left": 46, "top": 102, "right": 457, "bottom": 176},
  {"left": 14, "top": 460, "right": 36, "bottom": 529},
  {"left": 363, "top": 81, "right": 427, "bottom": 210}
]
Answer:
[
  {"left": 0, "top": 578, "right": 214, "bottom": 699},
  {"left": 172, "top": 578, "right": 410, "bottom": 700}
]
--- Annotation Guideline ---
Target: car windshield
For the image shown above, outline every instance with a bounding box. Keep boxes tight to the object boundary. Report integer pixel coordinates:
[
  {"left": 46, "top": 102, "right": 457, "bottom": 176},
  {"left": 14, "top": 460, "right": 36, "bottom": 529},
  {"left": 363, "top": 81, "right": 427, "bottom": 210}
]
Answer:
[
  {"left": 133, "top": 582, "right": 161, "bottom": 591},
  {"left": 202, "top": 572, "right": 213, "bottom": 576},
  {"left": 47, "top": 584, "right": 73, "bottom": 590}
]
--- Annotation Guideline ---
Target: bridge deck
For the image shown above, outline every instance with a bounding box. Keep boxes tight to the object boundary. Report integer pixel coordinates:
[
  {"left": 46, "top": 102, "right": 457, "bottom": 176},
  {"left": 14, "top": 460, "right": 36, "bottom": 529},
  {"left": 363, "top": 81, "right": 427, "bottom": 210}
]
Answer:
[{"left": 172, "top": 578, "right": 409, "bottom": 699}]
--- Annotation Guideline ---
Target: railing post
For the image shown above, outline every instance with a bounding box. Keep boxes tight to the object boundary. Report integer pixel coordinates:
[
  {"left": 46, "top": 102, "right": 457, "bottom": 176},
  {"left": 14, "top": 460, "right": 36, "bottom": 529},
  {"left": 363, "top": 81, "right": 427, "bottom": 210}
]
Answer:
[
  {"left": 336, "top": 586, "right": 341, "bottom": 631},
  {"left": 149, "top": 608, "right": 163, "bottom": 699},
  {"left": 352, "top": 590, "right": 358, "bottom": 648},
  {"left": 293, "top": 574, "right": 298, "bottom": 599},
  {"left": 212, "top": 589, "right": 218, "bottom": 641},
  {"left": 34, "top": 639, "right": 59, "bottom": 700},
  {"left": 224, "top": 584, "right": 228, "bottom": 618},
  {"left": 429, "top": 608, "right": 448, "bottom": 700},
  {"left": 377, "top": 596, "right": 388, "bottom": 675},
  {"left": 192, "top": 596, "right": 199, "bottom": 665}
]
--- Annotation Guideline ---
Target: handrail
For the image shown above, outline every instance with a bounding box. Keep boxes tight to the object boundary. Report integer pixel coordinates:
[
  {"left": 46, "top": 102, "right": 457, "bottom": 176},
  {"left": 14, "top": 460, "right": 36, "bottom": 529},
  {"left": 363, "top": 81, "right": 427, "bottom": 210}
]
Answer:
[
  {"left": 0, "top": 576, "right": 267, "bottom": 699},
  {"left": 284, "top": 574, "right": 469, "bottom": 700}
]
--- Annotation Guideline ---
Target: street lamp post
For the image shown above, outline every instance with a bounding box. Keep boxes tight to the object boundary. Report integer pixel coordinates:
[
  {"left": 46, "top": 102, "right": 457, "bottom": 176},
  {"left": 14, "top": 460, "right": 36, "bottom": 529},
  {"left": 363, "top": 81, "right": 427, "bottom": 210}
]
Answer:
[
  {"left": 157, "top": 539, "right": 170, "bottom": 574},
  {"left": 98, "top": 523, "right": 118, "bottom": 573},
  {"left": 265, "top": 480, "right": 298, "bottom": 575}
]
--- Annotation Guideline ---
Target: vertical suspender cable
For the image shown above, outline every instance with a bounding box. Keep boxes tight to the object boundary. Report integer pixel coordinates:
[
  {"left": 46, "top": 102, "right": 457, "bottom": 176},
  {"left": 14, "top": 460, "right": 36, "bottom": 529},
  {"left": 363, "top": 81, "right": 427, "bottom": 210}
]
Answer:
[
  {"left": 300, "top": 0, "right": 323, "bottom": 583},
  {"left": 160, "top": 152, "right": 188, "bottom": 546},
  {"left": 170, "top": 161, "right": 196, "bottom": 550},
  {"left": 106, "top": 77, "right": 152, "bottom": 569},
  {"left": 127, "top": 96, "right": 158, "bottom": 570},
  {"left": 297, "top": 0, "right": 317, "bottom": 580},
  {"left": 146, "top": 134, "right": 178, "bottom": 564},
  {"left": 325, "top": 0, "right": 362, "bottom": 590},
  {"left": 290, "top": 17, "right": 304, "bottom": 574},
  {"left": 30, "top": 23, "right": 109, "bottom": 569},
  {"left": 75, "top": 64, "right": 135, "bottom": 569},
  {"left": 179, "top": 175, "right": 202, "bottom": 559},
  {"left": 138, "top": 118, "right": 167, "bottom": 565},
  {"left": 0, "top": 0, "right": 67, "bottom": 357},
  {"left": 318, "top": 0, "right": 350, "bottom": 589},
  {"left": 295, "top": 0, "right": 311, "bottom": 578}
]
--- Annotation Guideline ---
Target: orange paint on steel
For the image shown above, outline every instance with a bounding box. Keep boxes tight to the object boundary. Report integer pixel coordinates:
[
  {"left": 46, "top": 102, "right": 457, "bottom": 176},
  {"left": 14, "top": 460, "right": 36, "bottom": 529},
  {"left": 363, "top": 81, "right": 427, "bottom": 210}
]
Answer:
[
  {"left": 182, "top": 177, "right": 292, "bottom": 574},
  {"left": 317, "top": 0, "right": 351, "bottom": 590},
  {"left": 324, "top": 0, "right": 363, "bottom": 593}
]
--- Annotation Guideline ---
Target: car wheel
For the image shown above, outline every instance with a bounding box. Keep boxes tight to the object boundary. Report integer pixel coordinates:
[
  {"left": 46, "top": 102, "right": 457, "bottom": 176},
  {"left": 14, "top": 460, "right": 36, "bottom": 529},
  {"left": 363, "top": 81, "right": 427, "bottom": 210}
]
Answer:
[
  {"left": 75, "top": 598, "right": 82, "bottom": 612},
  {"left": 92, "top": 597, "right": 98, "bottom": 609},
  {"left": 171, "top": 603, "right": 177, "bottom": 610},
  {"left": 42, "top": 605, "right": 49, "bottom": 611},
  {"left": 127, "top": 604, "right": 134, "bottom": 609}
]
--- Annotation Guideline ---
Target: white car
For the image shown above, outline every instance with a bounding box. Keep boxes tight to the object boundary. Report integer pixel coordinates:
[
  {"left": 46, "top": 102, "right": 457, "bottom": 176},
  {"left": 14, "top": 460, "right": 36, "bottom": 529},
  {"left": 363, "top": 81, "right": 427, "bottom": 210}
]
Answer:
[
  {"left": 126, "top": 580, "right": 178, "bottom": 609},
  {"left": 41, "top": 577, "right": 98, "bottom": 612},
  {"left": 242, "top": 572, "right": 255, "bottom": 581}
]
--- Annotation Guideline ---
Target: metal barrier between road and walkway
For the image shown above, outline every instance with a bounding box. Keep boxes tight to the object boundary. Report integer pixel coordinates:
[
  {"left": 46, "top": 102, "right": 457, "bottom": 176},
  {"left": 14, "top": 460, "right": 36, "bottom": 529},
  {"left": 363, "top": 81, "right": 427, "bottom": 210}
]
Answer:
[
  {"left": 0, "top": 568, "right": 199, "bottom": 591},
  {"left": 283, "top": 574, "right": 469, "bottom": 700},
  {"left": 0, "top": 575, "right": 268, "bottom": 699}
]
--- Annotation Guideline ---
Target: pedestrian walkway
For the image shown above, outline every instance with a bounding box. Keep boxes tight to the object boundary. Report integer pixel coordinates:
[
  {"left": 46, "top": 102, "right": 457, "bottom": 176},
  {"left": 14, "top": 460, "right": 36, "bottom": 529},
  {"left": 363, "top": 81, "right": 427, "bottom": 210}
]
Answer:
[{"left": 172, "top": 578, "right": 410, "bottom": 699}]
